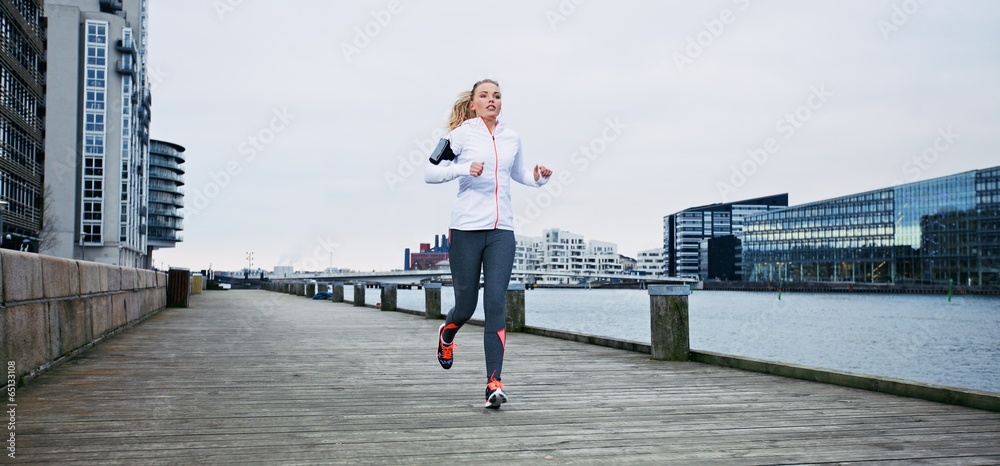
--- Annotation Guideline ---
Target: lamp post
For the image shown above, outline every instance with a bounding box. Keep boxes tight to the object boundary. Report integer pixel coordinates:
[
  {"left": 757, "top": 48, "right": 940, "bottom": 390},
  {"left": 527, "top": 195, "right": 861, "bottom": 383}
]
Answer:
[{"left": 80, "top": 230, "right": 87, "bottom": 262}]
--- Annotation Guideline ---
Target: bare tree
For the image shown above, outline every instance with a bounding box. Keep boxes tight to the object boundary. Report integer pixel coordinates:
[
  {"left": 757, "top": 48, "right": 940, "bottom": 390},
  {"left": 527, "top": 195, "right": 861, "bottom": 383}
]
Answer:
[{"left": 38, "top": 183, "right": 59, "bottom": 254}]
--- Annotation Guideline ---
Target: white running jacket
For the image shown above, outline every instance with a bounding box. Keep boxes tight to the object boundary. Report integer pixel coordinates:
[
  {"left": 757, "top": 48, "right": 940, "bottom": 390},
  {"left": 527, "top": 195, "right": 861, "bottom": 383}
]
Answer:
[{"left": 425, "top": 117, "right": 549, "bottom": 231}]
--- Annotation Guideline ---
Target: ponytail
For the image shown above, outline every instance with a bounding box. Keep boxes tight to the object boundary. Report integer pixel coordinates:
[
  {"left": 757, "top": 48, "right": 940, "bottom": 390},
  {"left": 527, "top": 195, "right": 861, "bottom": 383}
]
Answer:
[{"left": 447, "top": 91, "right": 474, "bottom": 131}]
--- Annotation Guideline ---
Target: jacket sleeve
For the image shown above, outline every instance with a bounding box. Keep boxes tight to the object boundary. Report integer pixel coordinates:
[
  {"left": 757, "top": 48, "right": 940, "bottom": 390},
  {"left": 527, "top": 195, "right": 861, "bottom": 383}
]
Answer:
[
  {"left": 510, "top": 137, "right": 549, "bottom": 187},
  {"left": 424, "top": 129, "right": 471, "bottom": 184},
  {"left": 424, "top": 158, "right": 471, "bottom": 183}
]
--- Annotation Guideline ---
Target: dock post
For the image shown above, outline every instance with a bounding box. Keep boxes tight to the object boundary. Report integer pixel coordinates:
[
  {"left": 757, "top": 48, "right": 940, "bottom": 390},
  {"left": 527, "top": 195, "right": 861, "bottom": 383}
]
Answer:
[
  {"left": 305, "top": 282, "right": 316, "bottom": 298},
  {"left": 353, "top": 282, "right": 366, "bottom": 307},
  {"left": 424, "top": 282, "right": 442, "bottom": 319},
  {"left": 380, "top": 283, "right": 397, "bottom": 311},
  {"left": 332, "top": 282, "right": 344, "bottom": 302},
  {"left": 505, "top": 283, "right": 525, "bottom": 332},
  {"left": 648, "top": 285, "right": 690, "bottom": 361}
]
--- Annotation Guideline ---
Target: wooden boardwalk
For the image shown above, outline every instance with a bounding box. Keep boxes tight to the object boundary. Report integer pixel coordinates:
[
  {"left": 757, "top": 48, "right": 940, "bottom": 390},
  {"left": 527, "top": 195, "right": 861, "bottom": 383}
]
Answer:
[{"left": 11, "top": 290, "right": 1000, "bottom": 464}]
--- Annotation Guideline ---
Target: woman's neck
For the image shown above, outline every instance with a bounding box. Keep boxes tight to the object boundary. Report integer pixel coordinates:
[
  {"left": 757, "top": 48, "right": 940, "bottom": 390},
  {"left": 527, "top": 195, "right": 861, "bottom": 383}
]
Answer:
[{"left": 481, "top": 116, "right": 497, "bottom": 133}]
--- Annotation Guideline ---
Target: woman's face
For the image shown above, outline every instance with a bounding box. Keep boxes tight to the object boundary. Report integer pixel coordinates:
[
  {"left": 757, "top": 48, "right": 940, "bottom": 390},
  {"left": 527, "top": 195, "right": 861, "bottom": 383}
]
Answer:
[{"left": 470, "top": 82, "right": 501, "bottom": 120}]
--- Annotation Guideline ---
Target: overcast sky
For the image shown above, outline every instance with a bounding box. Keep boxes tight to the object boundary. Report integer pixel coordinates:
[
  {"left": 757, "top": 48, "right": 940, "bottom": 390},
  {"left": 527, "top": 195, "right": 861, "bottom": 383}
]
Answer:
[{"left": 146, "top": 0, "right": 1000, "bottom": 273}]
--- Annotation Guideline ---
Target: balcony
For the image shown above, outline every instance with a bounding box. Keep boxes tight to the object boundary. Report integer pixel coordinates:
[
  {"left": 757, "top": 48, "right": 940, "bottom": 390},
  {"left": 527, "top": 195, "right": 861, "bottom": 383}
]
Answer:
[
  {"left": 149, "top": 157, "right": 184, "bottom": 173},
  {"left": 148, "top": 216, "right": 183, "bottom": 230},
  {"left": 149, "top": 181, "right": 185, "bottom": 193},
  {"left": 116, "top": 59, "right": 136, "bottom": 77},
  {"left": 149, "top": 192, "right": 184, "bottom": 208},
  {"left": 116, "top": 38, "right": 136, "bottom": 54},
  {"left": 99, "top": 0, "right": 123, "bottom": 13},
  {"left": 148, "top": 168, "right": 184, "bottom": 184}
]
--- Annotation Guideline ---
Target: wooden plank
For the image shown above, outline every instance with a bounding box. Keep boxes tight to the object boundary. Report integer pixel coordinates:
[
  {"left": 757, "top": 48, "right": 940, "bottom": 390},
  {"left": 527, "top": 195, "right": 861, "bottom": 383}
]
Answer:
[{"left": 9, "top": 290, "right": 1000, "bottom": 464}]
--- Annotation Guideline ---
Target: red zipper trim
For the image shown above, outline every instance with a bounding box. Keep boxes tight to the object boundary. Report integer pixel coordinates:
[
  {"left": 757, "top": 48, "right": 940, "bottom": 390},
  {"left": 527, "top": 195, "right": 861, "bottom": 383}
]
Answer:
[{"left": 484, "top": 117, "right": 500, "bottom": 229}]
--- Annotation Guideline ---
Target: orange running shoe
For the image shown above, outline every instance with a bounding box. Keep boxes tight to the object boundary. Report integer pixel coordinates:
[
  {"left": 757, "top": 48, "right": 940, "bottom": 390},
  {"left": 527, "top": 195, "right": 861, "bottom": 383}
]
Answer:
[
  {"left": 484, "top": 378, "right": 507, "bottom": 409},
  {"left": 437, "top": 323, "right": 457, "bottom": 369}
]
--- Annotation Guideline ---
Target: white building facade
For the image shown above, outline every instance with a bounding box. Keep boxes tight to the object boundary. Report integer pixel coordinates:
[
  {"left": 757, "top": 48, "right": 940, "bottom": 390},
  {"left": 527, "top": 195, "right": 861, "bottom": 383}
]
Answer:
[
  {"left": 44, "top": 0, "right": 153, "bottom": 267},
  {"left": 513, "top": 228, "right": 624, "bottom": 284},
  {"left": 636, "top": 248, "right": 664, "bottom": 276}
]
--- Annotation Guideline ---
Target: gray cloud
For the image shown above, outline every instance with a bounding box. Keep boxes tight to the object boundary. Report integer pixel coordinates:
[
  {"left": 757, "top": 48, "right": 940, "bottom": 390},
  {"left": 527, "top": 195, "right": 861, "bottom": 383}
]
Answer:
[{"left": 147, "top": 0, "right": 1000, "bottom": 272}]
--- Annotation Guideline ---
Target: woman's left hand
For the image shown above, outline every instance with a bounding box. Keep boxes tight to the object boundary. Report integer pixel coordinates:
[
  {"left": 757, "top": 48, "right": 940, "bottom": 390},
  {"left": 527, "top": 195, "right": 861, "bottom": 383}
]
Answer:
[{"left": 534, "top": 165, "right": 553, "bottom": 181}]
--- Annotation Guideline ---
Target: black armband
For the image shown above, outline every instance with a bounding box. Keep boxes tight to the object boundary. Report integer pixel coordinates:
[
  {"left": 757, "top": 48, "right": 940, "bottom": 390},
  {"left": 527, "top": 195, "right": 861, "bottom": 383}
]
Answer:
[{"left": 428, "top": 138, "right": 457, "bottom": 165}]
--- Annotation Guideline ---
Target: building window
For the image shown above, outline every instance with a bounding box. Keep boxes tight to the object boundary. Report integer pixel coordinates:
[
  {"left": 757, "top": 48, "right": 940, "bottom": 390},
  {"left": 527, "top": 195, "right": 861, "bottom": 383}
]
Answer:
[{"left": 81, "top": 20, "right": 109, "bottom": 244}]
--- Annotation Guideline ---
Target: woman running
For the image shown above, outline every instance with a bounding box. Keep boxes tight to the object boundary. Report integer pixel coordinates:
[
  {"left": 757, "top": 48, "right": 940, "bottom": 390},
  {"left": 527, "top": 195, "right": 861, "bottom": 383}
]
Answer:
[{"left": 425, "top": 79, "right": 553, "bottom": 409}]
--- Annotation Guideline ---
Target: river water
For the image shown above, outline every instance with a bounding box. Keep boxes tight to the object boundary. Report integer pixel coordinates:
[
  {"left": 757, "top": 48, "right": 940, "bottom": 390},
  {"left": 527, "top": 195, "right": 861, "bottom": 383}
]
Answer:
[{"left": 344, "top": 286, "right": 999, "bottom": 393}]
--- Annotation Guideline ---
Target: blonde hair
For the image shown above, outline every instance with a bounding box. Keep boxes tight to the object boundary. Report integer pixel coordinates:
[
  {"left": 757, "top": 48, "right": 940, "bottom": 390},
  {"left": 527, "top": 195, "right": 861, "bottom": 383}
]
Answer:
[{"left": 447, "top": 79, "right": 500, "bottom": 131}]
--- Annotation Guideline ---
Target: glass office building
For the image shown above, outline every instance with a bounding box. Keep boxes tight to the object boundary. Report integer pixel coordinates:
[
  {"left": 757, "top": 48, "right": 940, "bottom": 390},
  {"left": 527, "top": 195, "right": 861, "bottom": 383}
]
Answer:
[
  {"left": 0, "top": 0, "right": 45, "bottom": 245},
  {"left": 663, "top": 194, "right": 788, "bottom": 279},
  {"left": 742, "top": 166, "right": 1000, "bottom": 287}
]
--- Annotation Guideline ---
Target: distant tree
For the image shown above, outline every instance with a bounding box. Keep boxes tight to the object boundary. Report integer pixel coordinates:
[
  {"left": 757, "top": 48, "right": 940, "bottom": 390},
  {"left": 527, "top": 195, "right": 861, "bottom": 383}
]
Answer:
[{"left": 38, "top": 184, "right": 59, "bottom": 254}]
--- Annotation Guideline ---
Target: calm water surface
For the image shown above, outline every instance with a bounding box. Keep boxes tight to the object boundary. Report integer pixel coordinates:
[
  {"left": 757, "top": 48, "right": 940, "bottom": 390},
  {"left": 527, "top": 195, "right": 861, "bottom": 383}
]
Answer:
[{"left": 344, "top": 286, "right": 1000, "bottom": 393}]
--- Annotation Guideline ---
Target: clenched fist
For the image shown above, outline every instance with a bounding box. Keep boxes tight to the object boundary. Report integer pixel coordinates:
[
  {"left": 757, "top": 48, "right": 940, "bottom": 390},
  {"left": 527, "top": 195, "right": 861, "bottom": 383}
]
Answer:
[
  {"left": 534, "top": 165, "right": 553, "bottom": 181},
  {"left": 470, "top": 161, "right": 485, "bottom": 177}
]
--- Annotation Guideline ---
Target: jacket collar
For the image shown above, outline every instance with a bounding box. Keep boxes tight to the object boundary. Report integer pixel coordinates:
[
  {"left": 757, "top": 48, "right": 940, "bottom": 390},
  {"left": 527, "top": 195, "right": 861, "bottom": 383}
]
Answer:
[{"left": 464, "top": 116, "right": 505, "bottom": 134}]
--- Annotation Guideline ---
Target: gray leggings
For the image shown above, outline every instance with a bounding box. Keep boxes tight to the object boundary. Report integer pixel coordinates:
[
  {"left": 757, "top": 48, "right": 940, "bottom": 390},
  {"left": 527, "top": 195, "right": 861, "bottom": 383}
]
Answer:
[{"left": 444, "top": 229, "right": 515, "bottom": 382}]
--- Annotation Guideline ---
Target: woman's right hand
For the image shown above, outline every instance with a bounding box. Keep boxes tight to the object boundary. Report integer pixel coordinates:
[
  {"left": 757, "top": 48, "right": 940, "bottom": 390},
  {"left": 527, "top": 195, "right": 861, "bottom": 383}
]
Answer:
[{"left": 470, "top": 161, "right": 485, "bottom": 177}]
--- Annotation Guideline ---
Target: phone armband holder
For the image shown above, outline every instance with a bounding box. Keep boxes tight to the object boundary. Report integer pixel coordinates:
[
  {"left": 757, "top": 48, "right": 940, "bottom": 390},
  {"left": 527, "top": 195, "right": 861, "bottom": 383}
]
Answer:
[{"left": 428, "top": 138, "right": 457, "bottom": 165}]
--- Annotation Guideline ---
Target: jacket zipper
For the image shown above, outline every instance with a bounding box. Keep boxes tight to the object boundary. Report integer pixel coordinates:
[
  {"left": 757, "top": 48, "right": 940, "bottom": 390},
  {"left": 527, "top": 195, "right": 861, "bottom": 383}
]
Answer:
[{"left": 485, "top": 118, "right": 500, "bottom": 229}]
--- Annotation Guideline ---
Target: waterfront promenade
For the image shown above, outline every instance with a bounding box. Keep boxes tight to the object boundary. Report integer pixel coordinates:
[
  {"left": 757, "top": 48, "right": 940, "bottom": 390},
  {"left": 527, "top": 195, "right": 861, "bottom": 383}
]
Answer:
[{"left": 10, "top": 290, "right": 1000, "bottom": 464}]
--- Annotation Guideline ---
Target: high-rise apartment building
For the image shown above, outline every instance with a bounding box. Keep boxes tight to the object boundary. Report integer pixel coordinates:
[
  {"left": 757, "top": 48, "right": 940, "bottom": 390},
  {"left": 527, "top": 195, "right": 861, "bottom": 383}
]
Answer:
[
  {"left": 44, "top": 0, "right": 154, "bottom": 266},
  {"left": 663, "top": 194, "right": 788, "bottom": 279},
  {"left": 147, "top": 139, "right": 183, "bottom": 252},
  {"left": 0, "top": 0, "right": 46, "bottom": 247}
]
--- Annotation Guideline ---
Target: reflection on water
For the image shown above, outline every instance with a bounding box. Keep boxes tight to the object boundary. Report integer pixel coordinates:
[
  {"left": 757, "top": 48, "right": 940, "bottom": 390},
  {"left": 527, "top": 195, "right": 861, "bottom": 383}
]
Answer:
[{"left": 386, "top": 287, "right": 999, "bottom": 393}]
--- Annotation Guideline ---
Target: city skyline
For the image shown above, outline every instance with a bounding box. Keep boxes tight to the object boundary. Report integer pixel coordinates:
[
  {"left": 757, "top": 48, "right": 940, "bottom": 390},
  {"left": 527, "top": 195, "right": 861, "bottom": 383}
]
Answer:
[{"left": 145, "top": 1, "right": 1000, "bottom": 272}]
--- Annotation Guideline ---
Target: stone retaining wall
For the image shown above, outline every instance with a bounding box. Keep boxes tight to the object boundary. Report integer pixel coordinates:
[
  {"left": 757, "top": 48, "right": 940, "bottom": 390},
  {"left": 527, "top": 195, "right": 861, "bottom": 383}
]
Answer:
[{"left": 1, "top": 250, "right": 167, "bottom": 387}]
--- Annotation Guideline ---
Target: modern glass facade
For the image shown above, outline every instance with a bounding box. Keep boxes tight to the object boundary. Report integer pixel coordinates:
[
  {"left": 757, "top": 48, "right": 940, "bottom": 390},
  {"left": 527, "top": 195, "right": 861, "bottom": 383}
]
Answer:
[
  {"left": 0, "top": 0, "right": 45, "bottom": 244},
  {"left": 743, "top": 166, "right": 1000, "bottom": 287},
  {"left": 663, "top": 194, "right": 788, "bottom": 279},
  {"left": 978, "top": 166, "right": 1000, "bottom": 286}
]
